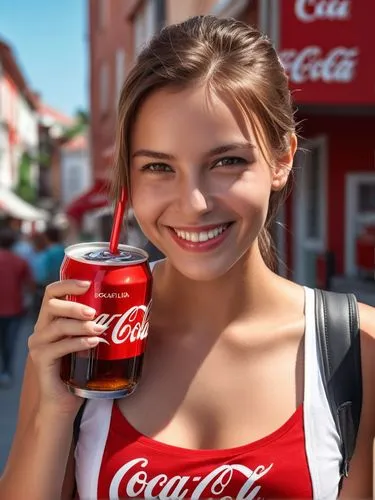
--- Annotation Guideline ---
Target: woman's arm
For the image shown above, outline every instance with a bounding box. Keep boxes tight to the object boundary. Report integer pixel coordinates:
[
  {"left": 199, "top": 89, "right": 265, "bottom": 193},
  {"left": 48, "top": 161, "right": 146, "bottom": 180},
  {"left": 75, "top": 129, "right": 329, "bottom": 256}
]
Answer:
[
  {"left": 340, "top": 302, "right": 375, "bottom": 498},
  {"left": 0, "top": 280, "right": 101, "bottom": 500},
  {"left": 0, "top": 358, "right": 76, "bottom": 499}
]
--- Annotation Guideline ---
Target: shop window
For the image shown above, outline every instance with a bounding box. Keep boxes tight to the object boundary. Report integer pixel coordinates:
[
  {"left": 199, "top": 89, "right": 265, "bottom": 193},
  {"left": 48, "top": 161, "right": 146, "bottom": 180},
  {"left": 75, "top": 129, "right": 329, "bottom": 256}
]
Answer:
[
  {"left": 305, "top": 146, "right": 321, "bottom": 240},
  {"left": 357, "top": 184, "right": 375, "bottom": 212}
]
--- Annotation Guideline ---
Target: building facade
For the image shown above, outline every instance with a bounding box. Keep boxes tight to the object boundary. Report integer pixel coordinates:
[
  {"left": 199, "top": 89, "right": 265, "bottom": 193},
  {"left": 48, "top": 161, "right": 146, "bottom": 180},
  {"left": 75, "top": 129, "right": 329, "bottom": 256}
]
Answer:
[
  {"left": 270, "top": 0, "right": 375, "bottom": 298},
  {"left": 0, "top": 40, "right": 39, "bottom": 191},
  {"left": 0, "top": 40, "right": 48, "bottom": 226}
]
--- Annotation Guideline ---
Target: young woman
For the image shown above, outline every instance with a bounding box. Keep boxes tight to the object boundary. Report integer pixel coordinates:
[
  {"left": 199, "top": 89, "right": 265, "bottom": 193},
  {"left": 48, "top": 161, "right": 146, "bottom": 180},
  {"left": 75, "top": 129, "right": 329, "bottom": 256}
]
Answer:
[{"left": 1, "top": 15, "right": 374, "bottom": 500}]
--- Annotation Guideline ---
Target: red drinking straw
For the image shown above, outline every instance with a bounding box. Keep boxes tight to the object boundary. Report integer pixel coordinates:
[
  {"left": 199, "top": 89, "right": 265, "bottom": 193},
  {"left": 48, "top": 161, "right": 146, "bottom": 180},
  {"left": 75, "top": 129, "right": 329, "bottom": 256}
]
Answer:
[{"left": 109, "top": 188, "right": 127, "bottom": 254}]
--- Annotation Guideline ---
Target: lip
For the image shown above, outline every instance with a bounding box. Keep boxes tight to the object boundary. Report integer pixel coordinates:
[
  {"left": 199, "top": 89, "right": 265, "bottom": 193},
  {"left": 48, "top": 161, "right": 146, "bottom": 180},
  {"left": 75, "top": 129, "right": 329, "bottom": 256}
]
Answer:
[
  {"left": 166, "top": 222, "right": 234, "bottom": 253},
  {"left": 169, "top": 223, "right": 232, "bottom": 232}
]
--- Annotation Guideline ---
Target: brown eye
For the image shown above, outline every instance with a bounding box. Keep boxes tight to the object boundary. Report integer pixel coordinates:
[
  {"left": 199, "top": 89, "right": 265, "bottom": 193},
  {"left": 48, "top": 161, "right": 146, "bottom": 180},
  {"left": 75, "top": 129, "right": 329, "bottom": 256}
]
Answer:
[
  {"left": 213, "top": 157, "right": 247, "bottom": 168},
  {"left": 141, "top": 163, "right": 174, "bottom": 173}
]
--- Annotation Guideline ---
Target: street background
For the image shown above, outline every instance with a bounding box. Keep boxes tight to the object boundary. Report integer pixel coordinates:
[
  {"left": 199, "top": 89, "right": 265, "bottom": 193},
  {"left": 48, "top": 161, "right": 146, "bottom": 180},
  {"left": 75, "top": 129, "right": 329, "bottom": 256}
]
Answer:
[
  {"left": 1, "top": 0, "right": 375, "bottom": 475},
  {"left": 0, "top": 315, "right": 31, "bottom": 472}
]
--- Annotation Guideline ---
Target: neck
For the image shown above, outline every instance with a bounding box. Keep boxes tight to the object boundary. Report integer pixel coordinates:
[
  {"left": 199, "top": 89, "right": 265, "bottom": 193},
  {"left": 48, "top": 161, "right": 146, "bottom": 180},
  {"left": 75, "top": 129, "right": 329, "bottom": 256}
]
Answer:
[{"left": 153, "top": 245, "right": 281, "bottom": 334}]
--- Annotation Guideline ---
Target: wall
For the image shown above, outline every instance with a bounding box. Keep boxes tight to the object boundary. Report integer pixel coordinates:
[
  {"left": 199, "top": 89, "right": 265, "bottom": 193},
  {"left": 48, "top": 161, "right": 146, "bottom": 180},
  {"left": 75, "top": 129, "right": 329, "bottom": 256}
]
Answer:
[{"left": 90, "top": 0, "right": 136, "bottom": 181}]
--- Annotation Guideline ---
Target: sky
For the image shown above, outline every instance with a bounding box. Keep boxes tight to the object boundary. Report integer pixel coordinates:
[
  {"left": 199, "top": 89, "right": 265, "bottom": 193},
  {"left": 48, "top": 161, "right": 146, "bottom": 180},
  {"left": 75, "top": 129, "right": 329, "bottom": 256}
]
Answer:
[{"left": 0, "top": 0, "right": 87, "bottom": 117}]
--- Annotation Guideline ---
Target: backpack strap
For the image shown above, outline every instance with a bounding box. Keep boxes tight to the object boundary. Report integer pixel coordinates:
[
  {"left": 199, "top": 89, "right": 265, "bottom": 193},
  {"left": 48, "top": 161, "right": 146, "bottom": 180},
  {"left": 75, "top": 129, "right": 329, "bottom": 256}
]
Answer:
[
  {"left": 314, "top": 289, "right": 362, "bottom": 478},
  {"left": 71, "top": 399, "right": 88, "bottom": 498},
  {"left": 73, "top": 399, "right": 88, "bottom": 447}
]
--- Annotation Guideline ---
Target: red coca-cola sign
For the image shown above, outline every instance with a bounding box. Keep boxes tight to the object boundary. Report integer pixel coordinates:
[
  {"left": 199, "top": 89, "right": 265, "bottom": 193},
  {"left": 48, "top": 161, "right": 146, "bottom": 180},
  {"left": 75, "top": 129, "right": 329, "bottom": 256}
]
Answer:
[{"left": 278, "top": 0, "right": 375, "bottom": 105}]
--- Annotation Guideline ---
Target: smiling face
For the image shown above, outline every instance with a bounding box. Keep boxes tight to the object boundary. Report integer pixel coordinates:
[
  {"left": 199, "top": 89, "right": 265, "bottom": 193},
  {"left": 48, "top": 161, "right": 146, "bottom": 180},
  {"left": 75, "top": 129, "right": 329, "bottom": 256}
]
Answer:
[{"left": 130, "top": 85, "right": 294, "bottom": 281}]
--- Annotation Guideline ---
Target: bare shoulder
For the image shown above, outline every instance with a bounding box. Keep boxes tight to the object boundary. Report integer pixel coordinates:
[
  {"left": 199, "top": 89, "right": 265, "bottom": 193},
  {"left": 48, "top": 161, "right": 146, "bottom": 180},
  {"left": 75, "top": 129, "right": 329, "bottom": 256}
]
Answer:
[
  {"left": 339, "top": 301, "right": 375, "bottom": 498},
  {"left": 358, "top": 301, "right": 375, "bottom": 336},
  {"left": 358, "top": 301, "right": 375, "bottom": 404}
]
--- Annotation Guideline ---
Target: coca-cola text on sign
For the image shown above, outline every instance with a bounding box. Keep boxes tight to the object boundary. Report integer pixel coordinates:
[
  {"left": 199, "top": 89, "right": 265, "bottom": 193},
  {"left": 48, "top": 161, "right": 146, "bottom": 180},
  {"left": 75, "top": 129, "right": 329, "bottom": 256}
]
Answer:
[
  {"left": 279, "top": 46, "right": 358, "bottom": 84},
  {"left": 294, "top": 0, "right": 351, "bottom": 23}
]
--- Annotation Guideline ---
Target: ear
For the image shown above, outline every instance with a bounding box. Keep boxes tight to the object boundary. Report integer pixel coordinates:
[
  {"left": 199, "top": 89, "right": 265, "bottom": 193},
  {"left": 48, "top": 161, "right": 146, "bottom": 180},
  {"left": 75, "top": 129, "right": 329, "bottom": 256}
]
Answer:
[{"left": 271, "top": 133, "right": 297, "bottom": 192}]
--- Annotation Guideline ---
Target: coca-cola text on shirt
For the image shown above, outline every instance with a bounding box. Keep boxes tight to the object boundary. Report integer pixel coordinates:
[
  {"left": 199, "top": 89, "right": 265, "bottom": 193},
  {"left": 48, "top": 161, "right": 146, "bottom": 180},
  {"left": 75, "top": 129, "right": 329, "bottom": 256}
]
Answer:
[{"left": 108, "top": 458, "right": 274, "bottom": 499}]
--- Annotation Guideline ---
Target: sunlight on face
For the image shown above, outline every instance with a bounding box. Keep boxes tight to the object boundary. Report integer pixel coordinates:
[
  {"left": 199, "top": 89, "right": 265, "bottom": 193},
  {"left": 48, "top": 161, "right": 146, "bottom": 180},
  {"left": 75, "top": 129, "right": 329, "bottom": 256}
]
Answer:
[{"left": 130, "top": 85, "right": 287, "bottom": 281}]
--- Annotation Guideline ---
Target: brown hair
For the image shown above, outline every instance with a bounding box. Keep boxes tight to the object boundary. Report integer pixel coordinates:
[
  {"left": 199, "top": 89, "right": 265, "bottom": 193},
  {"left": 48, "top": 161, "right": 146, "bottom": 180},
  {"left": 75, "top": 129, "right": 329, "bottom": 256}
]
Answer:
[{"left": 113, "top": 15, "right": 296, "bottom": 270}]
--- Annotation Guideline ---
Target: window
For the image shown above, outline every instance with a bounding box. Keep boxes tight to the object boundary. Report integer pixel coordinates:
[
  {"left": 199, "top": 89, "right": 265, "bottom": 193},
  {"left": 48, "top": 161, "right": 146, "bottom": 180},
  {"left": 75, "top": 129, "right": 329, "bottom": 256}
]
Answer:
[
  {"left": 211, "top": 0, "right": 232, "bottom": 14},
  {"left": 98, "top": 0, "right": 108, "bottom": 29},
  {"left": 155, "top": 0, "right": 165, "bottom": 30},
  {"left": 66, "top": 164, "right": 82, "bottom": 201},
  {"left": 115, "top": 49, "right": 126, "bottom": 106},
  {"left": 134, "top": 0, "right": 157, "bottom": 56},
  {"left": 100, "top": 62, "right": 109, "bottom": 114},
  {"left": 358, "top": 184, "right": 375, "bottom": 212},
  {"left": 305, "top": 146, "right": 321, "bottom": 239}
]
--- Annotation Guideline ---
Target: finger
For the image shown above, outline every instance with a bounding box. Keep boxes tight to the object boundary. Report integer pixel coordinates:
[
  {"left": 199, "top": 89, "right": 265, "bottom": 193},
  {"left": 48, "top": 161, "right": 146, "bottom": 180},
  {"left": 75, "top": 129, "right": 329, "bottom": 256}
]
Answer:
[
  {"left": 37, "top": 280, "right": 92, "bottom": 329},
  {"left": 47, "top": 298, "right": 96, "bottom": 322},
  {"left": 30, "top": 319, "right": 106, "bottom": 346},
  {"left": 31, "top": 336, "right": 103, "bottom": 368}
]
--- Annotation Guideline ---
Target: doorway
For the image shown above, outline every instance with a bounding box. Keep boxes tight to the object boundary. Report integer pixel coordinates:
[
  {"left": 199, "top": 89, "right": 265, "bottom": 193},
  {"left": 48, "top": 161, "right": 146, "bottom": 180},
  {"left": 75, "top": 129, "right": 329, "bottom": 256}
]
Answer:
[{"left": 293, "top": 136, "right": 328, "bottom": 286}]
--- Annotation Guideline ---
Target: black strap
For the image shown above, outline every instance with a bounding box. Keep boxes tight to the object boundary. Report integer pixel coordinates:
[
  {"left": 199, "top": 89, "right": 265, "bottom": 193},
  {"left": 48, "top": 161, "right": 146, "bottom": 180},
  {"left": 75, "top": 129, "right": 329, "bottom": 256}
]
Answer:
[
  {"left": 314, "top": 289, "right": 362, "bottom": 478},
  {"left": 73, "top": 399, "right": 87, "bottom": 447}
]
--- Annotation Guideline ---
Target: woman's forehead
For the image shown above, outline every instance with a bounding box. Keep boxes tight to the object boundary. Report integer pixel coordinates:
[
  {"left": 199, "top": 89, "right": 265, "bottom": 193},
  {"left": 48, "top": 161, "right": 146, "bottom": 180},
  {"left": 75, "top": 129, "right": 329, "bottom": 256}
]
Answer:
[{"left": 131, "top": 86, "right": 256, "bottom": 148}]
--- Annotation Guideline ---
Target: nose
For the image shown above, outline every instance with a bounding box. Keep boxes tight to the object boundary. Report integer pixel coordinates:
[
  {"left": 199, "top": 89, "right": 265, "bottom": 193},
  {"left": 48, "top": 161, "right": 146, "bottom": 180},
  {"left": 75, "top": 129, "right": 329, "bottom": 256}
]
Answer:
[{"left": 178, "top": 175, "right": 212, "bottom": 218}]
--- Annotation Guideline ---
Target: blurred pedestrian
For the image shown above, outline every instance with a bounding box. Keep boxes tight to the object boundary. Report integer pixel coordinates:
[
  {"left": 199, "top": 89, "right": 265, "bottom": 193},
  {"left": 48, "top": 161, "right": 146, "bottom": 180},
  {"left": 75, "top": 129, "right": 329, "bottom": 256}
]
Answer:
[
  {"left": 30, "top": 232, "right": 49, "bottom": 316},
  {"left": 44, "top": 226, "right": 65, "bottom": 284},
  {"left": 0, "top": 227, "right": 34, "bottom": 387},
  {"left": 4, "top": 216, "right": 34, "bottom": 267}
]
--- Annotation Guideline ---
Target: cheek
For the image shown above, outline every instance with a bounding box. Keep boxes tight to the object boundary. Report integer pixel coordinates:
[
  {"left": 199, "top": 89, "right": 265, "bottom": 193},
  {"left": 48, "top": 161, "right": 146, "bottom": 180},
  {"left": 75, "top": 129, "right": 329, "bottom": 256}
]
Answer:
[
  {"left": 130, "top": 180, "right": 169, "bottom": 236},
  {"left": 225, "top": 175, "right": 271, "bottom": 220}
]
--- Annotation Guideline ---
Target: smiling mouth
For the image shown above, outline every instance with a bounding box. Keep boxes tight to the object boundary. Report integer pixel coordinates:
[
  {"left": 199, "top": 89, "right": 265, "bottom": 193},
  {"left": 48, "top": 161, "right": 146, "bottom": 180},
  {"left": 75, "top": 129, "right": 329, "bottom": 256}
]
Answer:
[{"left": 170, "top": 222, "right": 234, "bottom": 243}]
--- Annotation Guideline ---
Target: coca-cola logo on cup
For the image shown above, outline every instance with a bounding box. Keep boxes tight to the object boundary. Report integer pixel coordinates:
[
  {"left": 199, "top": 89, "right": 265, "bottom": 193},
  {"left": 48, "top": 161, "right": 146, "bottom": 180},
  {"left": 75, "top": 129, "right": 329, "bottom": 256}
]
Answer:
[
  {"left": 93, "top": 302, "right": 152, "bottom": 359},
  {"left": 294, "top": 0, "right": 351, "bottom": 23},
  {"left": 279, "top": 46, "right": 358, "bottom": 83}
]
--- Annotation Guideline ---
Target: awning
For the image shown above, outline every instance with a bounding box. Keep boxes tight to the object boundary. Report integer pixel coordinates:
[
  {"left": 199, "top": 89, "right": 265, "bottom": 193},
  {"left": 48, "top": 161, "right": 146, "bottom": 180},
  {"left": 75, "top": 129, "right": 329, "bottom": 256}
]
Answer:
[
  {"left": 0, "top": 186, "right": 48, "bottom": 221},
  {"left": 65, "top": 179, "right": 110, "bottom": 222}
]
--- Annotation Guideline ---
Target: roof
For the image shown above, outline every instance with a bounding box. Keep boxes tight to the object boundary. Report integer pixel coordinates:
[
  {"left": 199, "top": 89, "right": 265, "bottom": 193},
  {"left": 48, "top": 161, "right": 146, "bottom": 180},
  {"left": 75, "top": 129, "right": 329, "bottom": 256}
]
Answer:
[
  {"left": 38, "top": 103, "right": 74, "bottom": 126},
  {"left": 62, "top": 133, "right": 88, "bottom": 151},
  {"left": 0, "top": 39, "right": 38, "bottom": 110}
]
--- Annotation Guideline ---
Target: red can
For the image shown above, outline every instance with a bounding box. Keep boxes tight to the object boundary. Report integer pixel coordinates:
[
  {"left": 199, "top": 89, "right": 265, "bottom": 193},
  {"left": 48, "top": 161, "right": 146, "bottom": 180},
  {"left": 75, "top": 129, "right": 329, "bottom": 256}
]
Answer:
[{"left": 59, "top": 242, "right": 152, "bottom": 399}]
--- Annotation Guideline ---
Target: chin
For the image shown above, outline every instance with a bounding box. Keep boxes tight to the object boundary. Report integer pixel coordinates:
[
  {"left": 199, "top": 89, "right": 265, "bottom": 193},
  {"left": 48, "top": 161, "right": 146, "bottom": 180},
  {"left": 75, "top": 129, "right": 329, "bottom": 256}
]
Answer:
[{"left": 166, "top": 252, "right": 248, "bottom": 282}]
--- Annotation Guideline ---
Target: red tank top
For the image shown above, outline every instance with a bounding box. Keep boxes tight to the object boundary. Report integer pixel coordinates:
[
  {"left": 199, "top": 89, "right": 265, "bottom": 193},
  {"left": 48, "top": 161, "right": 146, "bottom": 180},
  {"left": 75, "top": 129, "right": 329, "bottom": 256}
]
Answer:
[
  {"left": 89, "top": 402, "right": 312, "bottom": 499},
  {"left": 75, "top": 288, "right": 343, "bottom": 499}
]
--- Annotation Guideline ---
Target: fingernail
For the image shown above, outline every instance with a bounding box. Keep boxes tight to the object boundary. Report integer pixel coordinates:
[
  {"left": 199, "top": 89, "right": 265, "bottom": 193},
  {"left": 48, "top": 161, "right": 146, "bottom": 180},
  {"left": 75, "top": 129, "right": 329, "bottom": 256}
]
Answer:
[
  {"left": 93, "top": 324, "right": 106, "bottom": 333},
  {"left": 86, "top": 337, "right": 100, "bottom": 346},
  {"left": 83, "top": 307, "right": 96, "bottom": 317},
  {"left": 76, "top": 280, "right": 91, "bottom": 287}
]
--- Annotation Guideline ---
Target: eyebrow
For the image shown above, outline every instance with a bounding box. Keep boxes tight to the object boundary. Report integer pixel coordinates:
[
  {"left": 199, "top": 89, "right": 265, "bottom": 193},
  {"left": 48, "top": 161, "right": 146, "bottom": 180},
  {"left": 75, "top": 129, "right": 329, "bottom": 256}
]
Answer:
[{"left": 132, "top": 141, "right": 256, "bottom": 161}]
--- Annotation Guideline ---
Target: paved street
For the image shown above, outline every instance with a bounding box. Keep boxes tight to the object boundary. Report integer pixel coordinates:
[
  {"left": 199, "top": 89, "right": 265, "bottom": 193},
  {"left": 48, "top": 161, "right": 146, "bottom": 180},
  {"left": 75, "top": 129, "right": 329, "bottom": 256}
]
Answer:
[{"left": 0, "top": 315, "right": 33, "bottom": 473}]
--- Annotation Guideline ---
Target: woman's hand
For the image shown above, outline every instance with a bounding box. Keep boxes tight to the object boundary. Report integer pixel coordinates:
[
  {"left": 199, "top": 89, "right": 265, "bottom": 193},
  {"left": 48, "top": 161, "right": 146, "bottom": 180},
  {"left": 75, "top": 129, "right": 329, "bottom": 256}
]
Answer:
[{"left": 28, "top": 279, "right": 105, "bottom": 416}]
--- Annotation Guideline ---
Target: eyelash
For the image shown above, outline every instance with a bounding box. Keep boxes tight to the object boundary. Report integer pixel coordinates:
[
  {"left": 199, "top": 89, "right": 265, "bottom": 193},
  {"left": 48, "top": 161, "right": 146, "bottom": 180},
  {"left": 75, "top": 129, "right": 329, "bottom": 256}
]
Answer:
[{"left": 141, "top": 156, "right": 248, "bottom": 173}]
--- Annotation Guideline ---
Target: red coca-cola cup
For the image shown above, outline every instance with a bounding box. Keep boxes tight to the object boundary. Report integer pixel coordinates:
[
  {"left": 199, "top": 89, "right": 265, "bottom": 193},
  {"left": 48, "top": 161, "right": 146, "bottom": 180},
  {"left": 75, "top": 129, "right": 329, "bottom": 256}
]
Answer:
[{"left": 60, "top": 242, "right": 152, "bottom": 399}]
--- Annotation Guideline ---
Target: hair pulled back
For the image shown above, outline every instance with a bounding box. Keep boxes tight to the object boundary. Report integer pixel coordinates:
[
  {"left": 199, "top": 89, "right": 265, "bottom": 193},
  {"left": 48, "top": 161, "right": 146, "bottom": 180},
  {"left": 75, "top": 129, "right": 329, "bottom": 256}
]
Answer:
[{"left": 113, "top": 15, "right": 296, "bottom": 270}]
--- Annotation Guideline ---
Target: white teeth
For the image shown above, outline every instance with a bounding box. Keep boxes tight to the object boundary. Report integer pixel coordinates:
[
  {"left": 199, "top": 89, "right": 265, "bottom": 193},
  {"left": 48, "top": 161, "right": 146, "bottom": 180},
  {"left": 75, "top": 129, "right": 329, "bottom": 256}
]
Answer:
[{"left": 173, "top": 224, "right": 230, "bottom": 242}]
